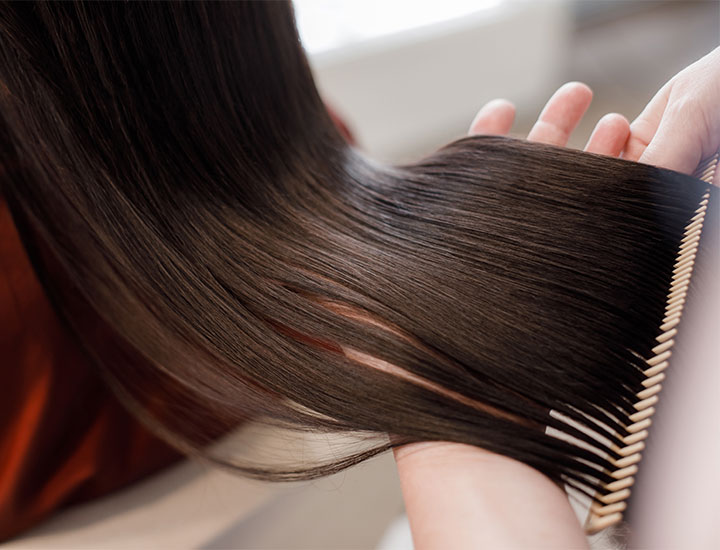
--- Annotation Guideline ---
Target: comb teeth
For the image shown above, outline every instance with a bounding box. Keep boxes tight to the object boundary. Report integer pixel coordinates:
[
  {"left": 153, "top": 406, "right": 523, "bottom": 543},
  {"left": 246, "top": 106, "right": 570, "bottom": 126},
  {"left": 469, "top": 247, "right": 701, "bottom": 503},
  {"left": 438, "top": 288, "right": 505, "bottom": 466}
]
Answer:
[{"left": 584, "top": 153, "right": 716, "bottom": 534}]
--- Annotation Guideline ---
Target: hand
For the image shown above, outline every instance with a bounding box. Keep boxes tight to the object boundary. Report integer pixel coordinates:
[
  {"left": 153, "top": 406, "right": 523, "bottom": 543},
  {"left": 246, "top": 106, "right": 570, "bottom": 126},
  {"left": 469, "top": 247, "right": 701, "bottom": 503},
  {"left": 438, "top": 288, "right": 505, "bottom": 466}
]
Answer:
[
  {"left": 623, "top": 47, "right": 720, "bottom": 184},
  {"left": 468, "top": 81, "right": 630, "bottom": 156},
  {"left": 394, "top": 82, "right": 630, "bottom": 550},
  {"left": 395, "top": 441, "right": 589, "bottom": 549}
]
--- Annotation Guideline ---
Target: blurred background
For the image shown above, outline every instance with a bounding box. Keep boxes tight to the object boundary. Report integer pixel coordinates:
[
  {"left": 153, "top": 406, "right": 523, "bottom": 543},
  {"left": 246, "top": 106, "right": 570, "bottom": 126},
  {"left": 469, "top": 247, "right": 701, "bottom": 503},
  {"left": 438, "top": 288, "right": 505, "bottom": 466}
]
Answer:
[
  {"left": 5, "top": 1, "right": 717, "bottom": 549},
  {"left": 299, "top": 0, "right": 718, "bottom": 162}
]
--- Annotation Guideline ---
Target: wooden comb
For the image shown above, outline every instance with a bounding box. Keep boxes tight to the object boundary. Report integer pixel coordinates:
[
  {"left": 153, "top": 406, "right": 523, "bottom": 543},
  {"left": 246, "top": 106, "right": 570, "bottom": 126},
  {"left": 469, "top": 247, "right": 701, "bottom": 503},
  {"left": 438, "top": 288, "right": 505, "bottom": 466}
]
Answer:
[{"left": 584, "top": 153, "right": 718, "bottom": 534}]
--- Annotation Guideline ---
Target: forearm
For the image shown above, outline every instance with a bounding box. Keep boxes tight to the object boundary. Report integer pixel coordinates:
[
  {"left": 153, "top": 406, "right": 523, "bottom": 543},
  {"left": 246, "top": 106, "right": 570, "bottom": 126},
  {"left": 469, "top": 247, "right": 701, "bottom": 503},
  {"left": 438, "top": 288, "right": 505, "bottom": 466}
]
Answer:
[{"left": 395, "top": 442, "right": 589, "bottom": 549}]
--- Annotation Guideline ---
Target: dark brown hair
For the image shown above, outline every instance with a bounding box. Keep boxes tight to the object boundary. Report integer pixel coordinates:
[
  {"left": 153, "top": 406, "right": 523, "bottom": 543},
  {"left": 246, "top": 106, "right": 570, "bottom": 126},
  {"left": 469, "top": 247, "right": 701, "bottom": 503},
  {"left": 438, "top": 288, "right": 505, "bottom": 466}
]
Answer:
[{"left": 0, "top": 1, "right": 714, "bottom": 500}]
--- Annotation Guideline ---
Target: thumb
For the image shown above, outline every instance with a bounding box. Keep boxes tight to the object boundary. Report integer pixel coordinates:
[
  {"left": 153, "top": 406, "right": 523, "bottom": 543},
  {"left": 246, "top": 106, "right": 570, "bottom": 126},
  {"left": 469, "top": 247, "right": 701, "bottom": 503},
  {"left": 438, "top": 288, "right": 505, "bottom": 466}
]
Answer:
[{"left": 638, "top": 103, "right": 704, "bottom": 176}]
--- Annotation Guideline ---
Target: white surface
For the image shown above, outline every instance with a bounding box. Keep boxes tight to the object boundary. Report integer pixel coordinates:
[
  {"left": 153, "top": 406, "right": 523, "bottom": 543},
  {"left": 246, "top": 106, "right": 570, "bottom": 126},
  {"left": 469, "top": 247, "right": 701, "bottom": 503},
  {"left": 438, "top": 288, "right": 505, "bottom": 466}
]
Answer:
[
  {"left": 307, "top": 0, "right": 570, "bottom": 162},
  {"left": 2, "top": 427, "right": 403, "bottom": 549},
  {"left": 376, "top": 514, "right": 413, "bottom": 550},
  {"left": 295, "top": 0, "right": 504, "bottom": 56},
  {"left": 628, "top": 197, "right": 720, "bottom": 548},
  {"left": 1, "top": 457, "right": 283, "bottom": 549}
]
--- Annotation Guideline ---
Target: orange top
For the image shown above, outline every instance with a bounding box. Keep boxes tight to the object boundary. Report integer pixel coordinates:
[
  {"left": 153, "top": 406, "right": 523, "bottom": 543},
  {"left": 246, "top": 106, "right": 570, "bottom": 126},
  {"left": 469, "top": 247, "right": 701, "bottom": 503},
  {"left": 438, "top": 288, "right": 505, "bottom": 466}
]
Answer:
[
  {"left": 0, "top": 107, "right": 353, "bottom": 542},
  {"left": 0, "top": 198, "right": 182, "bottom": 542}
]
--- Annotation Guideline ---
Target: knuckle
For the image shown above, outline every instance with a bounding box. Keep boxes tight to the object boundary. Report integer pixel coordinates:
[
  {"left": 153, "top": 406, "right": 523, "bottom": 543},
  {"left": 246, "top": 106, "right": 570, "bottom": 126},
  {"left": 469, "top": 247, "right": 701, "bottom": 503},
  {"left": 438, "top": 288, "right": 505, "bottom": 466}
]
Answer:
[
  {"left": 665, "top": 95, "right": 715, "bottom": 153},
  {"left": 665, "top": 94, "right": 702, "bottom": 119}
]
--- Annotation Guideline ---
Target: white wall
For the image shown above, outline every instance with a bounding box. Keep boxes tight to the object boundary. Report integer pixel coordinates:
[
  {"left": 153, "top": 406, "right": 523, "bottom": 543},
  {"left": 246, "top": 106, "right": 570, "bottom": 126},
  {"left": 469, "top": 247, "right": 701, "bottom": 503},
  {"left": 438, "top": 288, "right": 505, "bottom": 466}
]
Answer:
[{"left": 308, "top": 0, "right": 571, "bottom": 162}]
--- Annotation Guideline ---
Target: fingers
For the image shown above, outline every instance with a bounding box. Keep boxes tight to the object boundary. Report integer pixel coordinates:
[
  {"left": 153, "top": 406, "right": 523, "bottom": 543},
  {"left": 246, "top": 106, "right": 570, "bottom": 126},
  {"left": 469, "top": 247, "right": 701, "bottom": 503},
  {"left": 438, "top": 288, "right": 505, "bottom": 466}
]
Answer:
[
  {"left": 622, "top": 82, "right": 671, "bottom": 162},
  {"left": 469, "top": 84, "right": 630, "bottom": 162},
  {"left": 627, "top": 81, "right": 706, "bottom": 174},
  {"left": 527, "top": 82, "right": 593, "bottom": 147},
  {"left": 638, "top": 110, "right": 704, "bottom": 174},
  {"left": 625, "top": 50, "right": 720, "bottom": 178},
  {"left": 585, "top": 113, "right": 630, "bottom": 157},
  {"left": 468, "top": 99, "right": 516, "bottom": 136}
]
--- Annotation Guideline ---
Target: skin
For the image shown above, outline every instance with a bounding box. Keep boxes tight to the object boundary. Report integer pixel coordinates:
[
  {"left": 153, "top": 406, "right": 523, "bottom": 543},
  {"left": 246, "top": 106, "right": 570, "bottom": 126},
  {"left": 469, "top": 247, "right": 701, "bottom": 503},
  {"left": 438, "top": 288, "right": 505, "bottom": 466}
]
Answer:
[
  {"left": 396, "top": 49, "right": 720, "bottom": 548},
  {"left": 396, "top": 82, "right": 629, "bottom": 550},
  {"left": 623, "top": 46, "right": 720, "bottom": 185}
]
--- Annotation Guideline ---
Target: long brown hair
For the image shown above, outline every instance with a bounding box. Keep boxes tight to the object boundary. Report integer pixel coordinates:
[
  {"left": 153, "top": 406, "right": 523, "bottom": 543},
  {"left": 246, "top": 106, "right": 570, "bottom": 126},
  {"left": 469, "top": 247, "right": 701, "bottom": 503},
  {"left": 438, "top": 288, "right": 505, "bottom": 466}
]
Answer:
[{"left": 0, "top": 2, "right": 714, "bottom": 500}]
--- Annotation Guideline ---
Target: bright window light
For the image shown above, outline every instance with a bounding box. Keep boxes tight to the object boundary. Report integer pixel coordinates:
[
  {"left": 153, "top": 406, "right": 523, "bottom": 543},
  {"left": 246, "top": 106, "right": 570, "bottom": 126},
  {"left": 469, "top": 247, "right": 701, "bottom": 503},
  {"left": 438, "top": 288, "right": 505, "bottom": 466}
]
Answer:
[{"left": 294, "top": 0, "right": 505, "bottom": 55}]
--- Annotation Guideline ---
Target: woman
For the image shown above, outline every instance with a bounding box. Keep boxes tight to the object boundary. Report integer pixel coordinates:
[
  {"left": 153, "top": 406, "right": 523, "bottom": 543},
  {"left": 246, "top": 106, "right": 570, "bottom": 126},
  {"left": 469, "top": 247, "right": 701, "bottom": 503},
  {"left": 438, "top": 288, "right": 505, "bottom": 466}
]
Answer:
[{"left": 0, "top": 2, "right": 716, "bottom": 544}]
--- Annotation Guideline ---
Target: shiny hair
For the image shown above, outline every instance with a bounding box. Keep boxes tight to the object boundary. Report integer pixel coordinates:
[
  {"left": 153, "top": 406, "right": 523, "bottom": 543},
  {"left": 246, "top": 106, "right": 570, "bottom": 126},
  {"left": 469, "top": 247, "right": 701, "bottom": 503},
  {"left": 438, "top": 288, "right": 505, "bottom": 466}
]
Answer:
[{"left": 0, "top": 1, "right": 714, "bottom": 500}]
